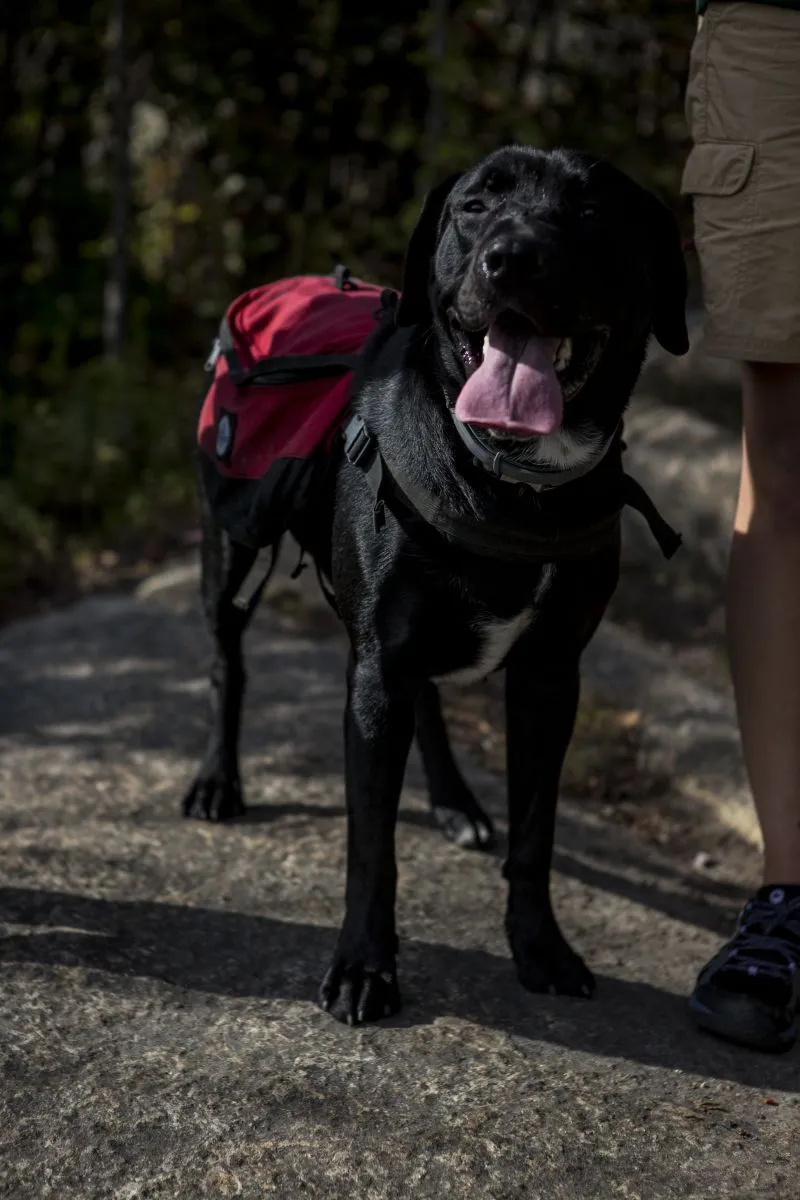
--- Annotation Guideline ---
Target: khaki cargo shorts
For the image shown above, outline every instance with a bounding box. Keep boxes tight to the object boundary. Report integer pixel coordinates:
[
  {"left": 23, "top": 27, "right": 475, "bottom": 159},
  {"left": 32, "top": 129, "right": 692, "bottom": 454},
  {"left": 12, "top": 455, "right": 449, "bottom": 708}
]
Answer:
[{"left": 682, "top": 1, "right": 800, "bottom": 362}]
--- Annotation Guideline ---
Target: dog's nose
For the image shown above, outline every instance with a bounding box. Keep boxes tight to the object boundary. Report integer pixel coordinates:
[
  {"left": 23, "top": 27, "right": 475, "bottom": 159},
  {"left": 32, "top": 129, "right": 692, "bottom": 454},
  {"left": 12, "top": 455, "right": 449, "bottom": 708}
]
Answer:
[{"left": 481, "top": 235, "right": 543, "bottom": 283}]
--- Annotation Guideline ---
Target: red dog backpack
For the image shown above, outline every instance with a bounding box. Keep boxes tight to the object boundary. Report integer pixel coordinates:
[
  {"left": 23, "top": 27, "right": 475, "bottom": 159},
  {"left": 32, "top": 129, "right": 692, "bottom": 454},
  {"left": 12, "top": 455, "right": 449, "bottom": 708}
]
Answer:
[{"left": 197, "top": 265, "right": 392, "bottom": 548}]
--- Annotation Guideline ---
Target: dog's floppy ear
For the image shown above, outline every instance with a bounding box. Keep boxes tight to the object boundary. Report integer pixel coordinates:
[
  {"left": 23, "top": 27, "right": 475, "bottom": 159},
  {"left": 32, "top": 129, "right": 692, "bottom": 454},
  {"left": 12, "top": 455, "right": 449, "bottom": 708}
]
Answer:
[
  {"left": 395, "top": 172, "right": 462, "bottom": 327},
  {"left": 641, "top": 190, "right": 690, "bottom": 356}
]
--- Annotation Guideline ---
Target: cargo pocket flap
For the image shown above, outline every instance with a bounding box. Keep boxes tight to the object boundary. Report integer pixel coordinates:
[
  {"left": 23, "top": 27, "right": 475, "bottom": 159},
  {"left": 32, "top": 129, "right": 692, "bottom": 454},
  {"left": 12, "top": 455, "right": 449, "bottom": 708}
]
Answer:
[{"left": 680, "top": 141, "right": 755, "bottom": 197}]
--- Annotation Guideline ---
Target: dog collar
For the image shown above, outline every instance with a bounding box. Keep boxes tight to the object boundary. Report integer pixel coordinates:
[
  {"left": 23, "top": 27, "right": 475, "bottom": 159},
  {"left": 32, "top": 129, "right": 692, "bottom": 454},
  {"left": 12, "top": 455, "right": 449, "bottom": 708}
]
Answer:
[{"left": 451, "top": 415, "right": 621, "bottom": 489}]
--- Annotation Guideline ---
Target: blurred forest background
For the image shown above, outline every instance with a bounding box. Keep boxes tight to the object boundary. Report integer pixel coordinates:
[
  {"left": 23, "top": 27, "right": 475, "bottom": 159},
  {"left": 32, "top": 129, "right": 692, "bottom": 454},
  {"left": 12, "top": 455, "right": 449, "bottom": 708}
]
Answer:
[{"left": 0, "top": 0, "right": 695, "bottom": 610}]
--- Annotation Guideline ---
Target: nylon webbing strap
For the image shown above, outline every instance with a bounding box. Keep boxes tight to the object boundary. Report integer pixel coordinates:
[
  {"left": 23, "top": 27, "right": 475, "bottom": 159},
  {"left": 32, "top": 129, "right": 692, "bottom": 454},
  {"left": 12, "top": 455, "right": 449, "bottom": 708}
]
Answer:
[
  {"left": 388, "top": 460, "right": 621, "bottom": 561},
  {"left": 232, "top": 544, "right": 280, "bottom": 611},
  {"left": 621, "top": 474, "right": 682, "bottom": 559},
  {"left": 340, "top": 414, "right": 682, "bottom": 563}
]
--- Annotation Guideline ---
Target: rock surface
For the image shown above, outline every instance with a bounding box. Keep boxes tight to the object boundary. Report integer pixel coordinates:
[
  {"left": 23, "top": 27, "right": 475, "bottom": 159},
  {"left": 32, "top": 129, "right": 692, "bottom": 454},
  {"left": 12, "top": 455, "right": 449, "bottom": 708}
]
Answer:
[{"left": 1, "top": 557, "right": 796, "bottom": 1200}]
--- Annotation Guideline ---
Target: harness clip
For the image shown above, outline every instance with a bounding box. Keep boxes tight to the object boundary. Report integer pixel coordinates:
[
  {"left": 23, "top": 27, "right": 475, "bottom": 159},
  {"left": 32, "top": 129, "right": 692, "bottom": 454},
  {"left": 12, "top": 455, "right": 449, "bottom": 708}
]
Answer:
[{"left": 343, "top": 414, "right": 375, "bottom": 468}]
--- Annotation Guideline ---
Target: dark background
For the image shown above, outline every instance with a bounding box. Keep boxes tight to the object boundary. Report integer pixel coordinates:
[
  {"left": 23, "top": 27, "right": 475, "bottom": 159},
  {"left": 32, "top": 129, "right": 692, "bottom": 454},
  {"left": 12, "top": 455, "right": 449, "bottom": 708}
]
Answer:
[{"left": 0, "top": 0, "right": 696, "bottom": 609}]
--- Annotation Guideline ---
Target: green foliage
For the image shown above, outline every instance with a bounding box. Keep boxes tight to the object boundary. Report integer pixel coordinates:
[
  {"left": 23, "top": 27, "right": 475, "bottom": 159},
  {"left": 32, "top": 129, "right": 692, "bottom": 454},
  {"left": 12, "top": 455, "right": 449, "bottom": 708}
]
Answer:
[
  {"left": 0, "top": 356, "right": 198, "bottom": 592},
  {"left": 0, "top": 0, "right": 696, "bottom": 598}
]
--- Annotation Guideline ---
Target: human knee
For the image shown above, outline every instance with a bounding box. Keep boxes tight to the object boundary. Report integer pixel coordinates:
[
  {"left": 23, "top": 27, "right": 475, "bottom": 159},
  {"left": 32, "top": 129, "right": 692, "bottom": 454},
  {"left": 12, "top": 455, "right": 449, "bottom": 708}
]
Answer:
[{"left": 743, "top": 361, "right": 800, "bottom": 529}]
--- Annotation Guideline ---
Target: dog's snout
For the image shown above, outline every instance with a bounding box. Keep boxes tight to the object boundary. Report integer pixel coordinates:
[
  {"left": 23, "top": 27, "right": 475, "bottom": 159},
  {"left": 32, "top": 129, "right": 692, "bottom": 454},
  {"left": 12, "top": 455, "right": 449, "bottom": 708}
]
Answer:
[{"left": 481, "top": 235, "right": 544, "bottom": 284}]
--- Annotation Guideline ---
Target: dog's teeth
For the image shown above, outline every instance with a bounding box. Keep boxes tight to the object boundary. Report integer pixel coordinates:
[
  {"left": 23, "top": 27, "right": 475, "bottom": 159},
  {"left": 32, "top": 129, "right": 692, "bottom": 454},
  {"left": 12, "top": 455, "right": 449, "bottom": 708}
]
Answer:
[
  {"left": 482, "top": 333, "right": 489, "bottom": 359},
  {"left": 554, "top": 338, "right": 572, "bottom": 373}
]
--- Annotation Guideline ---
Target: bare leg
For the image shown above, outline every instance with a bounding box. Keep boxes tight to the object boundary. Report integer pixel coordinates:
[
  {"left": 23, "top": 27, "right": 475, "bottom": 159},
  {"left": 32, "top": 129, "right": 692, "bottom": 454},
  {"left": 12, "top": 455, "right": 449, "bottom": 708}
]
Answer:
[
  {"left": 728, "top": 362, "right": 800, "bottom": 883},
  {"left": 690, "top": 363, "right": 800, "bottom": 1050}
]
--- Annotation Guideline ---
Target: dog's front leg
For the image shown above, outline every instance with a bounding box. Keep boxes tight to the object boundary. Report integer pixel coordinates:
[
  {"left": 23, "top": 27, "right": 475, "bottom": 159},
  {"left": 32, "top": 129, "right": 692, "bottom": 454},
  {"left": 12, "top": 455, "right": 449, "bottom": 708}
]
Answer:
[
  {"left": 319, "top": 652, "right": 414, "bottom": 1025},
  {"left": 503, "top": 648, "right": 595, "bottom": 998}
]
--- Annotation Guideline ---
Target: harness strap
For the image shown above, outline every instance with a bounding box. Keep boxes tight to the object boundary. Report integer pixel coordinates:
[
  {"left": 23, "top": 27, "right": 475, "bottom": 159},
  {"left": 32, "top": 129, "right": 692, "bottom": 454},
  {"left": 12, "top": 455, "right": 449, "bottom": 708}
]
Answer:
[
  {"left": 342, "top": 416, "right": 388, "bottom": 532},
  {"left": 232, "top": 543, "right": 282, "bottom": 611},
  {"left": 342, "top": 414, "right": 682, "bottom": 563},
  {"left": 390, "top": 460, "right": 620, "bottom": 560},
  {"left": 315, "top": 564, "right": 340, "bottom": 615},
  {"left": 621, "top": 474, "right": 683, "bottom": 559}
]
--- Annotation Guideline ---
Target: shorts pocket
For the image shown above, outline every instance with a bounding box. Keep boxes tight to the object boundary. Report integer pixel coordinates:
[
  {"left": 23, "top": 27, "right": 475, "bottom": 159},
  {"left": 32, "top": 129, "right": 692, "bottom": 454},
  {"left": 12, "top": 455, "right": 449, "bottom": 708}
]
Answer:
[
  {"left": 680, "top": 141, "right": 755, "bottom": 196},
  {"left": 681, "top": 141, "right": 759, "bottom": 345}
]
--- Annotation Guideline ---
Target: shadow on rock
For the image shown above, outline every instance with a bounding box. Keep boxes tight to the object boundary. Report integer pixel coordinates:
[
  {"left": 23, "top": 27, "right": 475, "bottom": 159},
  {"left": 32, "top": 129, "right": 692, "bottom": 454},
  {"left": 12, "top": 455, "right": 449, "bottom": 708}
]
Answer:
[{"left": 1, "top": 885, "right": 793, "bottom": 1092}]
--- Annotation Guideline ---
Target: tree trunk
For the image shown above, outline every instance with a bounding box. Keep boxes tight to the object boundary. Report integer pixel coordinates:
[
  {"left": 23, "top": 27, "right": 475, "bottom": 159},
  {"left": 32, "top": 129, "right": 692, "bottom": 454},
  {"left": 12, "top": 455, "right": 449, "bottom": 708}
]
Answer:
[
  {"left": 421, "top": 0, "right": 448, "bottom": 192},
  {"left": 103, "top": 0, "right": 132, "bottom": 361}
]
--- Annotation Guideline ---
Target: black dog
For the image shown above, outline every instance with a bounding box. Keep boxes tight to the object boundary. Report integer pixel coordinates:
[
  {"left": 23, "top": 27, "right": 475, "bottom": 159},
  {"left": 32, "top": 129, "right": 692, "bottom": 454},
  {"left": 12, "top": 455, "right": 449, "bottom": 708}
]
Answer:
[{"left": 184, "top": 145, "right": 688, "bottom": 1025}]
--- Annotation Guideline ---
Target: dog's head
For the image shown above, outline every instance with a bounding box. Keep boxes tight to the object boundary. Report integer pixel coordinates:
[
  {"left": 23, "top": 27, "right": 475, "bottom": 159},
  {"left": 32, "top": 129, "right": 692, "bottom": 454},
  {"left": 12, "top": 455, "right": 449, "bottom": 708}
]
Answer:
[{"left": 396, "top": 146, "right": 688, "bottom": 456}]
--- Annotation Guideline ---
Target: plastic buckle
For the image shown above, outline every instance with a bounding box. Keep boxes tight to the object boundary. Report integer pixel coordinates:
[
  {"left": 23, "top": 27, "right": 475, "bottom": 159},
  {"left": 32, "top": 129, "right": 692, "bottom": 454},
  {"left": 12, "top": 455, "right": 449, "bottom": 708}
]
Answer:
[
  {"left": 343, "top": 415, "right": 374, "bottom": 467},
  {"left": 204, "top": 337, "right": 221, "bottom": 373}
]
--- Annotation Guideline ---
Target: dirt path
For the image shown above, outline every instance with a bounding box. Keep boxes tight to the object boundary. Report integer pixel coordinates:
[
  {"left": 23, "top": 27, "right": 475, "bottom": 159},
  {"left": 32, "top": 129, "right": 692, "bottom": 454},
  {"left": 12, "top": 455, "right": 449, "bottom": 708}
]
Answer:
[{"left": 1, "top": 557, "right": 797, "bottom": 1199}]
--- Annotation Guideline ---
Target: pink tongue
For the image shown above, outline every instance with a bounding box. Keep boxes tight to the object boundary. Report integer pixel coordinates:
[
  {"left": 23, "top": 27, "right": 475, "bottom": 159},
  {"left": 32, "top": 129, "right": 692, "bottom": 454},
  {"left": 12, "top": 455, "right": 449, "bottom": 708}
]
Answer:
[{"left": 454, "top": 325, "right": 563, "bottom": 436}]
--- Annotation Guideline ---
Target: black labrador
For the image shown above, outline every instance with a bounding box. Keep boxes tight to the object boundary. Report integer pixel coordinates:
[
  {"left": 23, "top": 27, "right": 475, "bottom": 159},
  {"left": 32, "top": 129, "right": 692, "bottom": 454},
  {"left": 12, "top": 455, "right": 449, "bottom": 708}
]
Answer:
[{"left": 183, "top": 145, "right": 689, "bottom": 1025}]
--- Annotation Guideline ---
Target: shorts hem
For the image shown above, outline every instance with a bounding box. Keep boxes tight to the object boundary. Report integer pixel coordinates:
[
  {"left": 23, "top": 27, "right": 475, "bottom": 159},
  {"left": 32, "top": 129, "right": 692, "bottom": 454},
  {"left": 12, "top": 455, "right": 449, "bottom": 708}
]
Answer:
[{"left": 700, "top": 329, "right": 800, "bottom": 364}]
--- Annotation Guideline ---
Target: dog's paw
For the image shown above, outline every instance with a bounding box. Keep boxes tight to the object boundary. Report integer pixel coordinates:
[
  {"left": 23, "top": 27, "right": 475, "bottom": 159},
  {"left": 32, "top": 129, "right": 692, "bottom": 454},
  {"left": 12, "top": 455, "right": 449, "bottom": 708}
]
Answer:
[
  {"left": 319, "top": 959, "right": 402, "bottom": 1025},
  {"left": 512, "top": 934, "right": 595, "bottom": 999},
  {"left": 430, "top": 786, "right": 495, "bottom": 851},
  {"left": 182, "top": 772, "right": 245, "bottom": 821},
  {"left": 432, "top": 805, "right": 495, "bottom": 850}
]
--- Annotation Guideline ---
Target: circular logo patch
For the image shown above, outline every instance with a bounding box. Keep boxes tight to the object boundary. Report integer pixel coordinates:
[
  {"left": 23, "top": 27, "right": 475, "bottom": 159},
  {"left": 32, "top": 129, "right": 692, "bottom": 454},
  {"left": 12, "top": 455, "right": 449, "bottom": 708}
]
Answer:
[{"left": 216, "top": 414, "right": 233, "bottom": 459}]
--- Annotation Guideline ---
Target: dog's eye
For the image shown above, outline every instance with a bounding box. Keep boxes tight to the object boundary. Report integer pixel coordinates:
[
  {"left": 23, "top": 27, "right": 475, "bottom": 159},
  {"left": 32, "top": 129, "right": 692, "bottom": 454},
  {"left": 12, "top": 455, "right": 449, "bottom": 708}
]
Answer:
[{"left": 462, "top": 199, "right": 487, "bottom": 214}]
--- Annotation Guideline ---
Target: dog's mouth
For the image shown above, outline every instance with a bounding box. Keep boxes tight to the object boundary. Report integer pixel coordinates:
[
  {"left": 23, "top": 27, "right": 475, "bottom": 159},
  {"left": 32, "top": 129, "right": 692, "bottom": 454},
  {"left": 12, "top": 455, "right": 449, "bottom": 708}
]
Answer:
[{"left": 448, "top": 310, "right": 609, "bottom": 439}]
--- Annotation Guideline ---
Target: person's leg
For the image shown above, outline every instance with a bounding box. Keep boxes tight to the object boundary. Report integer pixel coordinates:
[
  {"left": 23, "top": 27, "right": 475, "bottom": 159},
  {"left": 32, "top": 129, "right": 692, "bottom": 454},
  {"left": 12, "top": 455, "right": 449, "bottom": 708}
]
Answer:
[
  {"left": 681, "top": 3, "right": 800, "bottom": 1049},
  {"left": 689, "top": 366, "right": 800, "bottom": 1052},
  {"left": 729, "top": 363, "right": 800, "bottom": 886}
]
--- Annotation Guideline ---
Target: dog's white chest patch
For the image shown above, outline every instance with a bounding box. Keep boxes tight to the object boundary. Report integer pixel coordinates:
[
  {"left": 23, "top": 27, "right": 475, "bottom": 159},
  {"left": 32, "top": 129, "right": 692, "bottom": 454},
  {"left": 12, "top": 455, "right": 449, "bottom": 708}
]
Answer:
[{"left": 433, "top": 608, "right": 532, "bottom": 687}]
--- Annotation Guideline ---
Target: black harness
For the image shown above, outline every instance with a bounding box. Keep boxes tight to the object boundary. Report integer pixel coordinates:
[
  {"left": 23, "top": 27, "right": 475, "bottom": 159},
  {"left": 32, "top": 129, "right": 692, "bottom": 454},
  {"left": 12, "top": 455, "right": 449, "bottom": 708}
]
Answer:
[
  {"left": 341, "top": 273, "right": 680, "bottom": 563},
  {"left": 228, "top": 263, "right": 680, "bottom": 608},
  {"left": 342, "top": 411, "right": 681, "bottom": 563}
]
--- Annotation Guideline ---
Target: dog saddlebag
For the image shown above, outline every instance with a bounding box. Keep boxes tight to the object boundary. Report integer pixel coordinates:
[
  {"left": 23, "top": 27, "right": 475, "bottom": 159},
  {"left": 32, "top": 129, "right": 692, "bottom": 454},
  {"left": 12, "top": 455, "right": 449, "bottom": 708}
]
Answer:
[{"left": 197, "top": 266, "right": 388, "bottom": 547}]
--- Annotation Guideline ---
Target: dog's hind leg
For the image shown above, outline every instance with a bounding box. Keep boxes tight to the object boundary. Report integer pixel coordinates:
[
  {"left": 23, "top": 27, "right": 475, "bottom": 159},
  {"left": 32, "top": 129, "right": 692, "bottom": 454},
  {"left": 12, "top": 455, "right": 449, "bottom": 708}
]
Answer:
[
  {"left": 503, "top": 650, "right": 595, "bottom": 998},
  {"left": 183, "top": 497, "right": 277, "bottom": 821},
  {"left": 415, "top": 682, "right": 494, "bottom": 849}
]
